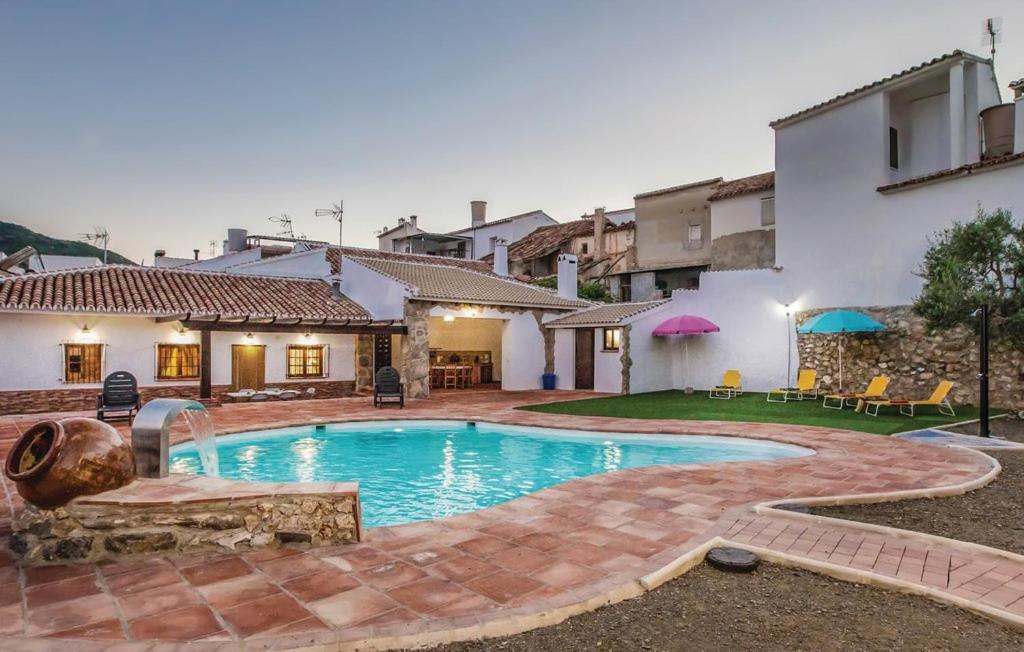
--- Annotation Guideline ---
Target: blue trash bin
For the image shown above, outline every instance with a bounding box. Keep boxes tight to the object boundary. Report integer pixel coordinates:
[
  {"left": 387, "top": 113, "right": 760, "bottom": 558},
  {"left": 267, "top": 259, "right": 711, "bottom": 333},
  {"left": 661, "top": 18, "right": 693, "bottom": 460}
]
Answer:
[{"left": 541, "top": 373, "right": 557, "bottom": 390}]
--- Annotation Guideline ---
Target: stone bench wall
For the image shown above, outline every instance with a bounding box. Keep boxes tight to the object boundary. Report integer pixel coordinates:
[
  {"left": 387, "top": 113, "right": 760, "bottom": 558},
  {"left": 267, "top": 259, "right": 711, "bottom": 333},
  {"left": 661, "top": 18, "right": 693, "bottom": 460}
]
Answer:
[{"left": 10, "top": 478, "right": 361, "bottom": 565}]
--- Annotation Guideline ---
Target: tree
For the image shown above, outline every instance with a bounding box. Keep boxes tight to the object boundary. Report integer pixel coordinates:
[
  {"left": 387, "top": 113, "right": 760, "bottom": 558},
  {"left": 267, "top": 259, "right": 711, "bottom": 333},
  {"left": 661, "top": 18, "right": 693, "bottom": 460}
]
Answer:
[
  {"left": 913, "top": 207, "right": 1024, "bottom": 348},
  {"left": 533, "top": 276, "right": 616, "bottom": 303}
]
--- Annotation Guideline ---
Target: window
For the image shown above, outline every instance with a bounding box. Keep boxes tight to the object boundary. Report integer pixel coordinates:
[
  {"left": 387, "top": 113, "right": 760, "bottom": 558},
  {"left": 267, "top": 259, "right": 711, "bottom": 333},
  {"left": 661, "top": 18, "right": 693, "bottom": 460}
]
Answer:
[
  {"left": 602, "top": 328, "right": 621, "bottom": 352},
  {"left": 287, "top": 345, "right": 327, "bottom": 378},
  {"left": 889, "top": 127, "right": 899, "bottom": 169},
  {"left": 580, "top": 242, "right": 589, "bottom": 255},
  {"left": 62, "top": 343, "right": 103, "bottom": 383},
  {"left": 619, "top": 276, "right": 632, "bottom": 302},
  {"left": 688, "top": 223, "right": 702, "bottom": 246},
  {"left": 761, "top": 197, "right": 776, "bottom": 226},
  {"left": 156, "top": 344, "right": 200, "bottom": 380}
]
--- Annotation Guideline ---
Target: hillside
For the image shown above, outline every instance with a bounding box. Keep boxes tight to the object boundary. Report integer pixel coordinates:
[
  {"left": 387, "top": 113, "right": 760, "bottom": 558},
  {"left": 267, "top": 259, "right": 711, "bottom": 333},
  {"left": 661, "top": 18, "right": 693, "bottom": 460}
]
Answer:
[{"left": 0, "top": 221, "right": 136, "bottom": 265}]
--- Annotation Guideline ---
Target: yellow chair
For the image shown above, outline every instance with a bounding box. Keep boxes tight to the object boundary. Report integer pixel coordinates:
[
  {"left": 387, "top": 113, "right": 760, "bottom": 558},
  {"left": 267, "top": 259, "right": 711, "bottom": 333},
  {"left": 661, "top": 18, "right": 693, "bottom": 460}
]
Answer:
[
  {"left": 822, "top": 375, "right": 890, "bottom": 410},
  {"left": 709, "top": 369, "right": 742, "bottom": 399},
  {"left": 767, "top": 369, "right": 818, "bottom": 403},
  {"left": 864, "top": 380, "right": 955, "bottom": 417}
]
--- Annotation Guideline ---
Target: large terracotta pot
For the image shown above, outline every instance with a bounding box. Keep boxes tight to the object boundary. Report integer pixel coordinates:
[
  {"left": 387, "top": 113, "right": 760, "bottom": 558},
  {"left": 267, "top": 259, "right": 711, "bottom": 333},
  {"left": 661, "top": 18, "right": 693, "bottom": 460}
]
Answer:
[{"left": 4, "top": 418, "right": 136, "bottom": 509}]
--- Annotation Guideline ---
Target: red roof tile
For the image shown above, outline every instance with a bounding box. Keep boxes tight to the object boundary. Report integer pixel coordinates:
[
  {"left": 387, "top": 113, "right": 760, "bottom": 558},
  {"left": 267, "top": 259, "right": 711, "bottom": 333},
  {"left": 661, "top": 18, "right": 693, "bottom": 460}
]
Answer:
[
  {"left": 707, "top": 172, "right": 775, "bottom": 201},
  {"left": 0, "top": 265, "right": 369, "bottom": 321},
  {"left": 322, "top": 246, "right": 493, "bottom": 276},
  {"left": 877, "top": 152, "right": 1024, "bottom": 193},
  {"left": 633, "top": 177, "right": 723, "bottom": 200}
]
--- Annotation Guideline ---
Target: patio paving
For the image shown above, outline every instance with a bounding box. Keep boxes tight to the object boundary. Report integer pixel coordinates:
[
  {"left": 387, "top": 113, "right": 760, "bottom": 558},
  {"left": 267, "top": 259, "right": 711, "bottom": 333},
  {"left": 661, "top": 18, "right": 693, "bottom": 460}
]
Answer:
[{"left": 0, "top": 390, "right": 1021, "bottom": 650}]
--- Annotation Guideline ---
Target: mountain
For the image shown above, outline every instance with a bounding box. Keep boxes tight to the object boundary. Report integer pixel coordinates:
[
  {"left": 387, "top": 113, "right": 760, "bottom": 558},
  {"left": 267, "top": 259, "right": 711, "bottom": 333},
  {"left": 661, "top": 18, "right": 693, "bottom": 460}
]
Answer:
[{"left": 0, "top": 221, "right": 136, "bottom": 266}]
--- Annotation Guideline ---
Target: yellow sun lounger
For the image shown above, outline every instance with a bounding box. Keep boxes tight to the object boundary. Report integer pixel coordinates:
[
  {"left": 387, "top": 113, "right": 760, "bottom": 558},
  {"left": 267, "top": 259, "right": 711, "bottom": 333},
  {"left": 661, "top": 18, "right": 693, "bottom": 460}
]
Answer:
[
  {"left": 766, "top": 369, "right": 818, "bottom": 403},
  {"left": 822, "top": 375, "right": 890, "bottom": 410},
  {"left": 709, "top": 369, "right": 742, "bottom": 399},
  {"left": 864, "top": 380, "right": 955, "bottom": 417}
]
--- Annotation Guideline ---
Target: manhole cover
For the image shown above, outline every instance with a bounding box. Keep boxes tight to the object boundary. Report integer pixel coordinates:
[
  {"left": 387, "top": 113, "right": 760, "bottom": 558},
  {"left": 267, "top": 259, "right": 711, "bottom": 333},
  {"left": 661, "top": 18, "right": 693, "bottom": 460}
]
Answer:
[{"left": 707, "top": 547, "right": 760, "bottom": 573}]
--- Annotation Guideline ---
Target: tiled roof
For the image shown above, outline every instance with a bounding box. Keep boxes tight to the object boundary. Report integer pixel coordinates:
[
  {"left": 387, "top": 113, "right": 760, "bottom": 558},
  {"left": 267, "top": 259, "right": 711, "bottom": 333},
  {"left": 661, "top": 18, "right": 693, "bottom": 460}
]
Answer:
[
  {"left": 0, "top": 265, "right": 370, "bottom": 321},
  {"left": 488, "top": 219, "right": 633, "bottom": 263},
  {"left": 349, "top": 257, "right": 590, "bottom": 309},
  {"left": 708, "top": 172, "right": 775, "bottom": 201},
  {"left": 634, "top": 177, "right": 723, "bottom": 200},
  {"left": 323, "top": 246, "right": 493, "bottom": 276},
  {"left": 447, "top": 209, "right": 553, "bottom": 235},
  {"left": 877, "top": 152, "right": 1024, "bottom": 194},
  {"left": 1011, "top": 78, "right": 1024, "bottom": 89},
  {"left": 770, "top": 50, "right": 988, "bottom": 128},
  {"left": 545, "top": 301, "right": 669, "bottom": 327}
]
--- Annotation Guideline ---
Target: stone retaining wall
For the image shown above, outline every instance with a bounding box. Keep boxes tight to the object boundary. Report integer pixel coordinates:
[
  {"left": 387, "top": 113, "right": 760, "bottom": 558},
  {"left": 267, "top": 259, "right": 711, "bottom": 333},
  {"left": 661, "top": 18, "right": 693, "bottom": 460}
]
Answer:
[
  {"left": 10, "top": 478, "right": 361, "bottom": 565},
  {"left": 796, "top": 305, "right": 1023, "bottom": 410},
  {"left": 0, "top": 380, "right": 356, "bottom": 416}
]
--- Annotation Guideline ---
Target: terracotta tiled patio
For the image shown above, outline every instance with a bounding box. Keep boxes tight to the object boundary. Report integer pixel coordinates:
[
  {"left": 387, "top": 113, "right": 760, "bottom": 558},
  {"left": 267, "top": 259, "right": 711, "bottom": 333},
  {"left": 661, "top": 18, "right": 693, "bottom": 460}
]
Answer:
[{"left": 1, "top": 390, "right": 1021, "bottom": 650}]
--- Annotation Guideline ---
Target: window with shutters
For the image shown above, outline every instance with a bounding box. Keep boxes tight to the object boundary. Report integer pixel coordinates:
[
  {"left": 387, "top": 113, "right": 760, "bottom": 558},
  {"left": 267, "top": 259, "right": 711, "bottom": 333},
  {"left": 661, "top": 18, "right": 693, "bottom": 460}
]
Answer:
[{"left": 62, "top": 343, "right": 104, "bottom": 383}]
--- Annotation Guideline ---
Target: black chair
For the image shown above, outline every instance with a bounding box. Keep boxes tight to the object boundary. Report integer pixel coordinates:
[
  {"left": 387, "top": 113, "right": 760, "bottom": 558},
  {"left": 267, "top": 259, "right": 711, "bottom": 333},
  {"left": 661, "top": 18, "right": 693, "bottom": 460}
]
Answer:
[
  {"left": 374, "top": 366, "right": 404, "bottom": 409},
  {"left": 96, "top": 371, "right": 141, "bottom": 423}
]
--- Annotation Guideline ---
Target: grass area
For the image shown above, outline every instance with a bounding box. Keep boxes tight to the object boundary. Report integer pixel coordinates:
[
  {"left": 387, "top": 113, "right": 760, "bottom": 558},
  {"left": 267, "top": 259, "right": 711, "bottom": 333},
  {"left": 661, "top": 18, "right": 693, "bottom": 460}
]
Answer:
[{"left": 519, "top": 390, "right": 990, "bottom": 436}]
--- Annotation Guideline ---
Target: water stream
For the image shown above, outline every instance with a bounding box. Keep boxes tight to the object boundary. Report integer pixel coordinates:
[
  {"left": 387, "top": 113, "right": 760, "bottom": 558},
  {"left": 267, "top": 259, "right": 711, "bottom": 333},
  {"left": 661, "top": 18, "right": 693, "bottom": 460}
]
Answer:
[{"left": 183, "top": 408, "right": 219, "bottom": 476}]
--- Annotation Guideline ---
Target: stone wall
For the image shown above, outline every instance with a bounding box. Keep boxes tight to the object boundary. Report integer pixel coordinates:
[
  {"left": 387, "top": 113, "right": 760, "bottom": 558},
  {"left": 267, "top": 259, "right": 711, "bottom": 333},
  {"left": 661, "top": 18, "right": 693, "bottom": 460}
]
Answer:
[
  {"left": 355, "top": 334, "right": 374, "bottom": 392},
  {"left": 402, "top": 300, "right": 432, "bottom": 399},
  {"left": 10, "top": 486, "right": 360, "bottom": 565},
  {"left": 797, "top": 305, "right": 1024, "bottom": 410},
  {"left": 710, "top": 229, "right": 775, "bottom": 271},
  {"left": 0, "top": 380, "right": 357, "bottom": 416},
  {"left": 620, "top": 324, "right": 632, "bottom": 394}
]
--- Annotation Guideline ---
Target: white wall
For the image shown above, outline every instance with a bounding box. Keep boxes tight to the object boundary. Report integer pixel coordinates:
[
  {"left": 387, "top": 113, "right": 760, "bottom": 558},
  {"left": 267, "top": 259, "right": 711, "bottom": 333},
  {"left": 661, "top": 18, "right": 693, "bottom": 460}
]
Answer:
[
  {"left": 552, "top": 328, "right": 575, "bottom": 389},
  {"left": 593, "top": 328, "right": 623, "bottom": 394},
  {"left": 452, "top": 213, "right": 556, "bottom": 259},
  {"left": 339, "top": 258, "right": 409, "bottom": 321},
  {"left": 0, "top": 312, "right": 355, "bottom": 391},
  {"left": 183, "top": 247, "right": 262, "bottom": 271},
  {"left": 775, "top": 86, "right": 1024, "bottom": 310},
  {"left": 230, "top": 248, "right": 331, "bottom": 278},
  {"left": 710, "top": 192, "right": 774, "bottom": 240}
]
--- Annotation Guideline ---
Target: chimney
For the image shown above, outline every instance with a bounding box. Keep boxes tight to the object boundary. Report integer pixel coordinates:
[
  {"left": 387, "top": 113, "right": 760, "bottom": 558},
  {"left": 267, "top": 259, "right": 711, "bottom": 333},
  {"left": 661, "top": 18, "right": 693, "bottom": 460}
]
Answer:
[
  {"left": 193, "top": 249, "right": 200, "bottom": 261},
  {"left": 556, "top": 254, "right": 578, "bottom": 299},
  {"left": 492, "top": 239, "right": 509, "bottom": 276},
  {"left": 226, "top": 228, "right": 248, "bottom": 253},
  {"left": 1013, "top": 80, "right": 1024, "bottom": 155},
  {"left": 470, "top": 200, "right": 487, "bottom": 228},
  {"left": 154, "top": 249, "right": 166, "bottom": 259},
  {"left": 593, "top": 207, "right": 607, "bottom": 263},
  {"left": 409, "top": 215, "right": 418, "bottom": 229}
]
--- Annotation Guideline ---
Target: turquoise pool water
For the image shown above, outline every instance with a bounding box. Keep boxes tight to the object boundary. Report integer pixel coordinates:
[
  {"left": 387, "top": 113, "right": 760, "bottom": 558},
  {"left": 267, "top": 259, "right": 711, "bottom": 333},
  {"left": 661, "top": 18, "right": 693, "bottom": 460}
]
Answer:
[{"left": 168, "top": 420, "right": 811, "bottom": 528}]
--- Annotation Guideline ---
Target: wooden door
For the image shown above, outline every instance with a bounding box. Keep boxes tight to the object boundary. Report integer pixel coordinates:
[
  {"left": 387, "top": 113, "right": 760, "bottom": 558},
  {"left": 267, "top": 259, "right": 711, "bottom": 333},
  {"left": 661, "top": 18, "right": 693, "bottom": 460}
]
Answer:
[
  {"left": 575, "top": 329, "right": 594, "bottom": 390},
  {"left": 374, "top": 334, "right": 392, "bottom": 373},
  {"left": 231, "top": 345, "right": 266, "bottom": 391}
]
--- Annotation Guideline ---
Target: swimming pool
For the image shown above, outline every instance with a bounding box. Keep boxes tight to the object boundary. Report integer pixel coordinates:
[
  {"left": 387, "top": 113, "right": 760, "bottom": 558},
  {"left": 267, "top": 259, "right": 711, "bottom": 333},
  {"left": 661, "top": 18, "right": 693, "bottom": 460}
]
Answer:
[{"left": 169, "top": 420, "right": 812, "bottom": 527}]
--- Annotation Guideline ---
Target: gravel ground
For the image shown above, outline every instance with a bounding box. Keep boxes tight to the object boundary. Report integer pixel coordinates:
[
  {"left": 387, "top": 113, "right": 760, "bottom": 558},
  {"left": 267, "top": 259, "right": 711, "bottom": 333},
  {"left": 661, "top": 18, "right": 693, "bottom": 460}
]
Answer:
[
  {"left": 422, "top": 563, "right": 1024, "bottom": 651},
  {"left": 812, "top": 418, "right": 1024, "bottom": 554}
]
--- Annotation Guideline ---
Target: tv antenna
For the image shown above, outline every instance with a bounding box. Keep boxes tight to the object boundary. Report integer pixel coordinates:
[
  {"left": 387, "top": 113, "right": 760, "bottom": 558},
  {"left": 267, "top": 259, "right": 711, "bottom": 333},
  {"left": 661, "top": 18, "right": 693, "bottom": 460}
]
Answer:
[
  {"left": 268, "top": 213, "right": 305, "bottom": 240},
  {"left": 208, "top": 240, "right": 218, "bottom": 256},
  {"left": 982, "top": 17, "right": 1003, "bottom": 63},
  {"left": 80, "top": 227, "right": 110, "bottom": 264},
  {"left": 315, "top": 200, "right": 344, "bottom": 246}
]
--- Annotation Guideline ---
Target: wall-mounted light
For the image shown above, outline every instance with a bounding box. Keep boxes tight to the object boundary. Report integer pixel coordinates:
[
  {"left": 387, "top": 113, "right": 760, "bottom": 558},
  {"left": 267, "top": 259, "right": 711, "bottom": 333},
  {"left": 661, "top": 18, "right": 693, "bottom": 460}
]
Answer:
[
  {"left": 173, "top": 327, "right": 189, "bottom": 341},
  {"left": 442, "top": 315, "right": 455, "bottom": 323},
  {"left": 302, "top": 331, "right": 313, "bottom": 340},
  {"left": 77, "top": 325, "right": 96, "bottom": 342},
  {"left": 244, "top": 332, "right": 255, "bottom": 341},
  {"left": 465, "top": 309, "right": 478, "bottom": 318}
]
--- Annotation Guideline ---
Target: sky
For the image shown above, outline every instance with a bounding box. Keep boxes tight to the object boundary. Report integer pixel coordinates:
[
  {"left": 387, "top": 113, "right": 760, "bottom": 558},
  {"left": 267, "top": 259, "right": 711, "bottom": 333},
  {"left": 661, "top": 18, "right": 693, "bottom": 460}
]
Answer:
[{"left": 1, "top": 0, "right": 1022, "bottom": 262}]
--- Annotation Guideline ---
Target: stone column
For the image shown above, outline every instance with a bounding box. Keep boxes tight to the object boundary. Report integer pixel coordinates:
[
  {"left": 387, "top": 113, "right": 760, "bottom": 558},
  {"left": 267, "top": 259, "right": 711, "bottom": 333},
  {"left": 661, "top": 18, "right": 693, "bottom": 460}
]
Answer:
[
  {"left": 355, "top": 335, "right": 374, "bottom": 392},
  {"left": 402, "top": 301, "right": 431, "bottom": 399},
  {"left": 534, "top": 310, "right": 555, "bottom": 375},
  {"left": 620, "top": 325, "right": 632, "bottom": 394}
]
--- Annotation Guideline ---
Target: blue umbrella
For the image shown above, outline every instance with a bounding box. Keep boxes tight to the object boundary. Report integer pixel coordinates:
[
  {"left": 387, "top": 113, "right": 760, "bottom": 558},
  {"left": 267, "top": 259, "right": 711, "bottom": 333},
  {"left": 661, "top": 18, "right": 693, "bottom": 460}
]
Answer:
[{"left": 798, "top": 310, "right": 885, "bottom": 389}]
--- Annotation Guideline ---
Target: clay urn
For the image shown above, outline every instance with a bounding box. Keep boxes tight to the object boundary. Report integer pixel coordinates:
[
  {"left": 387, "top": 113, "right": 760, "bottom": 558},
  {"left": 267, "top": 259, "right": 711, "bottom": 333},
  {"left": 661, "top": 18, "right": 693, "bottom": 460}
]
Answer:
[{"left": 4, "top": 418, "right": 136, "bottom": 509}]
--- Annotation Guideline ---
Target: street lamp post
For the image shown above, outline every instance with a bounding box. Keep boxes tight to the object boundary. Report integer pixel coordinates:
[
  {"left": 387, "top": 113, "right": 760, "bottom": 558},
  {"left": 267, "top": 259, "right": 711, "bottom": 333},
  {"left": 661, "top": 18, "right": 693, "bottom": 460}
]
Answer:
[
  {"left": 976, "top": 304, "right": 990, "bottom": 438},
  {"left": 785, "top": 304, "right": 792, "bottom": 388}
]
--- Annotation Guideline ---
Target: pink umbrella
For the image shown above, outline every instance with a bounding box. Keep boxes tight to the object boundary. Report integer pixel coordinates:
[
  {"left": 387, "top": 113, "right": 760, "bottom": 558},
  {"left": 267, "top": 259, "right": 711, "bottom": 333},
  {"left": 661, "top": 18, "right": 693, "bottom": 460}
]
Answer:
[{"left": 652, "top": 315, "right": 720, "bottom": 391}]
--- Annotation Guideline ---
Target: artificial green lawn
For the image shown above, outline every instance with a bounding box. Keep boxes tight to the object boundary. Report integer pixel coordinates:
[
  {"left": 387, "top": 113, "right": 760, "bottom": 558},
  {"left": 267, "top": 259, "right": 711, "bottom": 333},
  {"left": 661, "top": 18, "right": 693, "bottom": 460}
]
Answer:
[{"left": 518, "top": 390, "right": 990, "bottom": 436}]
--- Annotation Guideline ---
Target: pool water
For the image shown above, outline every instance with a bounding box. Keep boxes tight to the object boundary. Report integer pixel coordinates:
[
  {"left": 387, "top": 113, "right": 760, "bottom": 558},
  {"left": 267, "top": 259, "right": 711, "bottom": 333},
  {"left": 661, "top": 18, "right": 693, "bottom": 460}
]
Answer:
[{"left": 169, "top": 420, "right": 811, "bottom": 528}]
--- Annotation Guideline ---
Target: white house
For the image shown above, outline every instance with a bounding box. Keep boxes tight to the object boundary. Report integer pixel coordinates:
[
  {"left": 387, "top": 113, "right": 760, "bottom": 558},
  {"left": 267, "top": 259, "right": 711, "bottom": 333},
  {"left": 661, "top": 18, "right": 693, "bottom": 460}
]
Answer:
[
  {"left": 378, "top": 202, "right": 557, "bottom": 259},
  {"left": 559, "top": 50, "right": 1024, "bottom": 397}
]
